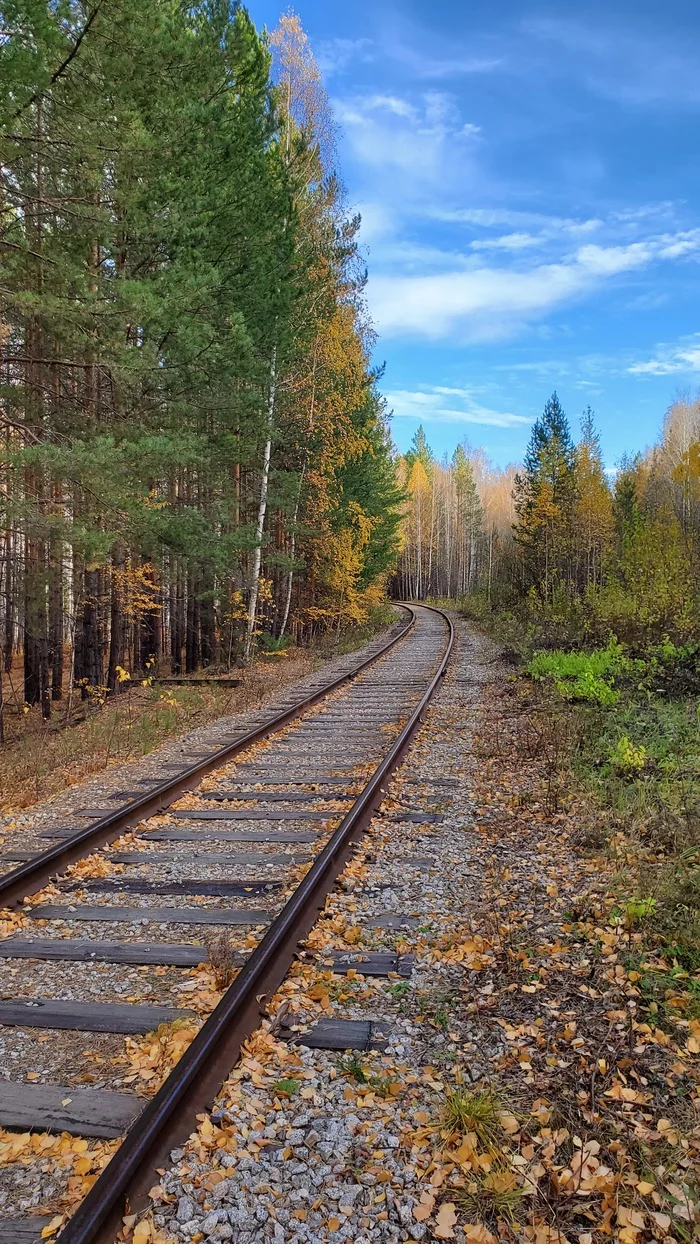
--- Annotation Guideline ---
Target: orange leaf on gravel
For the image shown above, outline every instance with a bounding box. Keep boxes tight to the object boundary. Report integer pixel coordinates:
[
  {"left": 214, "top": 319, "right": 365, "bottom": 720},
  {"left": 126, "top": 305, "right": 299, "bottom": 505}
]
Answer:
[
  {"left": 434, "top": 1202, "right": 457, "bottom": 1239},
  {"left": 412, "top": 1190, "right": 436, "bottom": 1222}
]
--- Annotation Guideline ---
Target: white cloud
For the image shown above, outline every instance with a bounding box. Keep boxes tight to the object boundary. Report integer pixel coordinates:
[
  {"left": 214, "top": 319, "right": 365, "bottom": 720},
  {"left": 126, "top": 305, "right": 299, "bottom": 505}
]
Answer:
[
  {"left": 625, "top": 291, "right": 670, "bottom": 311},
  {"left": 334, "top": 89, "right": 479, "bottom": 184},
  {"left": 316, "top": 36, "right": 373, "bottom": 77},
  {"left": 361, "top": 93, "right": 417, "bottom": 119},
  {"left": 574, "top": 242, "right": 654, "bottom": 276},
  {"left": 525, "top": 16, "right": 700, "bottom": 107},
  {"left": 385, "top": 37, "right": 504, "bottom": 81},
  {"left": 628, "top": 334, "right": 700, "bottom": 375},
  {"left": 368, "top": 233, "right": 700, "bottom": 341},
  {"left": 470, "top": 232, "right": 542, "bottom": 252},
  {"left": 428, "top": 208, "right": 603, "bottom": 235},
  {"left": 386, "top": 386, "right": 532, "bottom": 428}
]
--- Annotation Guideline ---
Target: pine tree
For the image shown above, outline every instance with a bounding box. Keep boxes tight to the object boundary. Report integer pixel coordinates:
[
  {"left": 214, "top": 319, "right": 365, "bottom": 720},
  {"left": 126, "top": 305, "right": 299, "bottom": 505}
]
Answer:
[
  {"left": 514, "top": 392, "right": 577, "bottom": 598},
  {"left": 405, "top": 425, "right": 434, "bottom": 472},
  {"left": 0, "top": 1, "right": 402, "bottom": 715},
  {"left": 574, "top": 408, "right": 612, "bottom": 592}
]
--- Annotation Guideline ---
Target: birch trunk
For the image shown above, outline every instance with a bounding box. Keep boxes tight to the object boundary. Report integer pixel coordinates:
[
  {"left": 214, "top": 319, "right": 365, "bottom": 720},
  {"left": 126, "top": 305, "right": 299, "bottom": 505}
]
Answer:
[
  {"left": 279, "top": 344, "right": 317, "bottom": 640},
  {"left": 244, "top": 347, "right": 277, "bottom": 662}
]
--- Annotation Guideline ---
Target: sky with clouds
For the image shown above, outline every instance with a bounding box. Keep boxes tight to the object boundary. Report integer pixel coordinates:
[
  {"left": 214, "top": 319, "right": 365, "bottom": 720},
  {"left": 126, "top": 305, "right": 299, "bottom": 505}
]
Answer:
[{"left": 248, "top": 0, "right": 700, "bottom": 467}]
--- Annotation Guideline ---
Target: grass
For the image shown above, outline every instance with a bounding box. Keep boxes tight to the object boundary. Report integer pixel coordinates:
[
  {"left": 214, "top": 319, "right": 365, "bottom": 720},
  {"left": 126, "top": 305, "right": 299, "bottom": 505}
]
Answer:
[
  {"left": 571, "top": 693, "right": 700, "bottom": 953},
  {"left": 455, "top": 1169, "right": 525, "bottom": 1224},
  {"left": 462, "top": 594, "right": 700, "bottom": 1022},
  {"left": 315, "top": 601, "right": 400, "bottom": 659},
  {"left": 441, "top": 1086, "right": 504, "bottom": 1148},
  {"left": 273, "top": 1078, "right": 300, "bottom": 1097},
  {"left": 632, "top": 958, "right": 700, "bottom": 1026},
  {"left": 387, "top": 980, "right": 410, "bottom": 998},
  {"left": 337, "top": 1053, "right": 401, "bottom": 1098},
  {"left": 523, "top": 639, "right": 699, "bottom": 974}
]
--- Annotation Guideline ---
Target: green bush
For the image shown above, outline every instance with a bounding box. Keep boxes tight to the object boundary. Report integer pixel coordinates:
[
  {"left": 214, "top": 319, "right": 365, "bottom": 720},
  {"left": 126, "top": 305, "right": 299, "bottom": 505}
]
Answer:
[
  {"left": 526, "top": 640, "right": 629, "bottom": 703},
  {"left": 608, "top": 735, "right": 648, "bottom": 776}
]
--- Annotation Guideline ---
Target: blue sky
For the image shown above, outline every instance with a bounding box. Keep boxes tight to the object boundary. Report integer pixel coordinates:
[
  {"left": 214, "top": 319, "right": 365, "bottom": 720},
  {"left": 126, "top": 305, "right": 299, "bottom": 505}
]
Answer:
[{"left": 248, "top": 0, "right": 700, "bottom": 468}]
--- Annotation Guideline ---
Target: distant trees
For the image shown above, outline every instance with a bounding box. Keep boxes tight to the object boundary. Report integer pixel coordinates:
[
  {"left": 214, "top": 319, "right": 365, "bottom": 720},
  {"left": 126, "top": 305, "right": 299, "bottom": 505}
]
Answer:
[
  {"left": 0, "top": 1, "right": 401, "bottom": 717},
  {"left": 393, "top": 427, "right": 510, "bottom": 601},
  {"left": 396, "top": 393, "right": 700, "bottom": 645},
  {"left": 573, "top": 408, "right": 613, "bottom": 592}
]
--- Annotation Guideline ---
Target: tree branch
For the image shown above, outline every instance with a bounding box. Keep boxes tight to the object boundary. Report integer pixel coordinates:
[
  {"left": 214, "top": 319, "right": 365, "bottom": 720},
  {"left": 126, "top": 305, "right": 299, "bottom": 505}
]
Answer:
[{"left": 11, "top": 6, "right": 102, "bottom": 121}]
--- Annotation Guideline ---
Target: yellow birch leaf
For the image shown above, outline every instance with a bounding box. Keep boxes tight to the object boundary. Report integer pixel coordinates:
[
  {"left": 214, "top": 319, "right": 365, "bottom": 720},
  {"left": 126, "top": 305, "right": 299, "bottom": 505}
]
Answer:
[
  {"left": 434, "top": 1202, "right": 457, "bottom": 1239},
  {"left": 498, "top": 1112, "right": 519, "bottom": 1134},
  {"left": 41, "top": 1219, "right": 64, "bottom": 1239},
  {"left": 413, "top": 1190, "right": 436, "bottom": 1222}
]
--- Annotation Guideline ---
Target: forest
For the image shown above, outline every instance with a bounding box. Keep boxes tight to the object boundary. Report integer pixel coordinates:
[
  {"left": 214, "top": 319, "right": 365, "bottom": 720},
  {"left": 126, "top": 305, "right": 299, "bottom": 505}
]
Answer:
[
  {"left": 396, "top": 392, "right": 700, "bottom": 650},
  {"left": 1, "top": 1, "right": 699, "bottom": 769},
  {"left": 0, "top": 1, "right": 402, "bottom": 729}
]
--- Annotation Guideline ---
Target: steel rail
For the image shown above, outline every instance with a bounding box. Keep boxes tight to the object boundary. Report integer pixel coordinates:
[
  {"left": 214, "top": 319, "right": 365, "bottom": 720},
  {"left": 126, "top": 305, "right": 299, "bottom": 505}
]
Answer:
[
  {"left": 58, "top": 604, "right": 454, "bottom": 1244},
  {"left": 0, "top": 607, "right": 414, "bottom": 909}
]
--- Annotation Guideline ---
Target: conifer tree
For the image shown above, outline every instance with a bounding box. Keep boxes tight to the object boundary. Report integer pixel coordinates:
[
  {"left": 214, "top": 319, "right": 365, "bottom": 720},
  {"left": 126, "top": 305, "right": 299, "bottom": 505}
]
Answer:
[
  {"left": 513, "top": 392, "right": 577, "bottom": 598},
  {"left": 0, "top": 1, "right": 403, "bottom": 718},
  {"left": 574, "top": 408, "right": 613, "bottom": 592}
]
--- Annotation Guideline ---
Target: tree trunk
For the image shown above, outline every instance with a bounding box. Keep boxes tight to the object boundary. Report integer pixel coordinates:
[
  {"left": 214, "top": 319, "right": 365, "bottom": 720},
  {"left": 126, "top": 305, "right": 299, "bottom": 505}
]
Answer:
[
  {"left": 244, "top": 346, "right": 276, "bottom": 663},
  {"left": 107, "top": 544, "right": 127, "bottom": 692},
  {"left": 185, "top": 570, "right": 200, "bottom": 673},
  {"left": 48, "top": 490, "right": 64, "bottom": 700},
  {"left": 75, "top": 568, "right": 104, "bottom": 697},
  {"left": 200, "top": 565, "right": 216, "bottom": 666}
]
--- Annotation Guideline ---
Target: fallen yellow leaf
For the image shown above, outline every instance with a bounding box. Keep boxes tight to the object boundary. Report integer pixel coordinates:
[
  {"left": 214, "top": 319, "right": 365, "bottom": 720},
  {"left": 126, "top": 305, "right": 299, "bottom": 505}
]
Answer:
[
  {"left": 434, "top": 1202, "right": 457, "bottom": 1240},
  {"left": 40, "top": 1219, "right": 64, "bottom": 1240}
]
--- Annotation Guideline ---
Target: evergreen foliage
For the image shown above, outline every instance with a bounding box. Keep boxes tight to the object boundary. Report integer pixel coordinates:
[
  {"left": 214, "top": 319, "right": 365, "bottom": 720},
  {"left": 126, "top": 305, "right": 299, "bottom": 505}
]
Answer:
[
  {"left": 0, "top": 1, "right": 402, "bottom": 717},
  {"left": 513, "top": 392, "right": 577, "bottom": 598}
]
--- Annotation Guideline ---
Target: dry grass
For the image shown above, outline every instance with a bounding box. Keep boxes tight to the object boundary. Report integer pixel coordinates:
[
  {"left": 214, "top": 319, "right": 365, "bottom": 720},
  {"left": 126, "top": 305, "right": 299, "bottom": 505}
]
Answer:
[
  {"left": 0, "top": 650, "right": 317, "bottom": 813},
  {"left": 205, "top": 930, "right": 241, "bottom": 990},
  {"left": 0, "top": 612, "right": 400, "bottom": 814},
  {"left": 455, "top": 1168, "right": 525, "bottom": 1224}
]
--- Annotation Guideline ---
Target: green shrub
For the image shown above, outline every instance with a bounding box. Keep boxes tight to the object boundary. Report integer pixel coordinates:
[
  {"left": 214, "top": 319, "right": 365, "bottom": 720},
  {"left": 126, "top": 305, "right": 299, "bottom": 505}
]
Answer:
[
  {"left": 527, "top": 640, "right": 629, "bottom": 703},
  {"left": 609, "top": 735, "right": 648, "bottom": 776}
]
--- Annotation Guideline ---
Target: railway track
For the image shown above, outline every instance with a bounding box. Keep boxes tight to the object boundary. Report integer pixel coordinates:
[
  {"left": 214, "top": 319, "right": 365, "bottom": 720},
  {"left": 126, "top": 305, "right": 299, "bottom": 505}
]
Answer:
[{"left": 0, "top": 603, "right": 453, "bottom": 1244}]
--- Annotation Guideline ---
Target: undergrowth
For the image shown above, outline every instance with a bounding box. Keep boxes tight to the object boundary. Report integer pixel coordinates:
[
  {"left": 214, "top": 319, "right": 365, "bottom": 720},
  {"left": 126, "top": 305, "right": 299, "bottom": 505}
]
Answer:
[
  {"left": 462, "top": 595, "right": 700, "bottom": 971},
  {"left": 0, "top": 607, "right": 399, "bottom": 814}
]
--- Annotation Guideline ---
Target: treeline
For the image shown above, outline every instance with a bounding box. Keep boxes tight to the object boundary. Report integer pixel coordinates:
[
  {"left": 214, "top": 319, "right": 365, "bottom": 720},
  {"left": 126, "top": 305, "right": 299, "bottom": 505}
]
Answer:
[
  {"left": 0, "top": 2, "right": 401, "bottom": 720},
  {"left": 393, "top": 427, "right": 517, "bottom": 601},
  {"left": 395, "top": 394, "right": 700, "bottom": 645}
]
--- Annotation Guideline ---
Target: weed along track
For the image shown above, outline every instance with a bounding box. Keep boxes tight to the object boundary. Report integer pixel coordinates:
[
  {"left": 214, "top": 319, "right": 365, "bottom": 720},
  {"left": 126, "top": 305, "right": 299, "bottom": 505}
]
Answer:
[{"left": 0, "top": 604, "right": 453, "bottom": 1243}]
